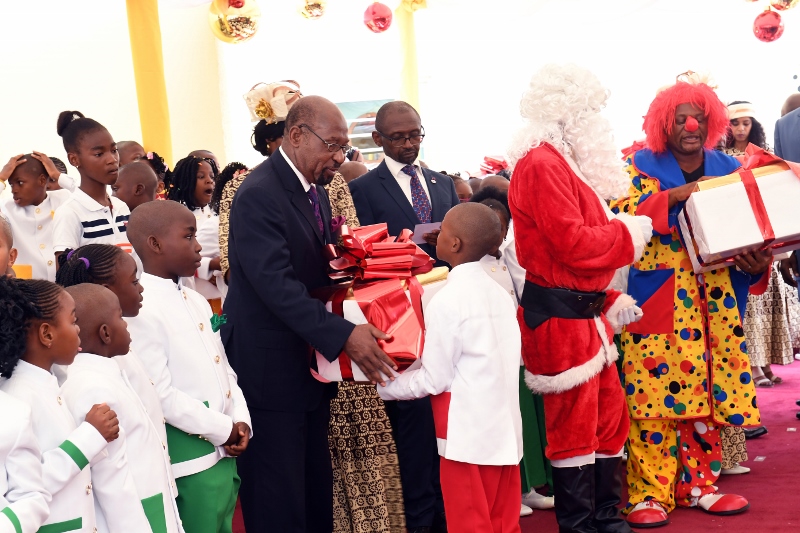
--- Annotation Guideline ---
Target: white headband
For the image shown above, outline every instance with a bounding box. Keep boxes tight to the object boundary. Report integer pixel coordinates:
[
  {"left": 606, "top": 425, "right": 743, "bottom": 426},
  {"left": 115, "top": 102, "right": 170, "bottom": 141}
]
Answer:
[{"left": 728, "top": 103, "right": 757, "bottom": 121}]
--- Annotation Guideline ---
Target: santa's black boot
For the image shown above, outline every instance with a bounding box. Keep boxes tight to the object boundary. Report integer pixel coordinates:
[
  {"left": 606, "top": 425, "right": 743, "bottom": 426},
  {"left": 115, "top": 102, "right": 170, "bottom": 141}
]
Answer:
[
  {"left": 593, "top": 457, "right": 633, "bottom": 533},
  {"left": 552, "top": 464, "right": 598, "bottom": 533}
]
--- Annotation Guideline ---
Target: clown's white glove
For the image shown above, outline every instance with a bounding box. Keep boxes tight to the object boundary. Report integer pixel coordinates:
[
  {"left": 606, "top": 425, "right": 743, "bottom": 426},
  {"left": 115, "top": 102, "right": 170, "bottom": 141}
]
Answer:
[
  {"left": 635, "top": 215, "right": 654, "bottom": 244},
  {"left": 617, "top": 305, "right": 643, "bottom": 326}
]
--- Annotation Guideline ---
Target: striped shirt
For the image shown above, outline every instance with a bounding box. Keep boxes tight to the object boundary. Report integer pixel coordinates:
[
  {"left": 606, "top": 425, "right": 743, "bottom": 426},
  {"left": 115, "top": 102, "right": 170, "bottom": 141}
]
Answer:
[{"left": 52, "top": 188, "right": 132, "bottom": 253}]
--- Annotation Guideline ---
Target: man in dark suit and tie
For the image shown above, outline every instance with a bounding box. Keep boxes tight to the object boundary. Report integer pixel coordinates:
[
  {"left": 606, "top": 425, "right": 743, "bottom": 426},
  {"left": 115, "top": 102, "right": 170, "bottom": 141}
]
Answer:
[
  {"left": 349, "top": 101, "right": 459, "bottom": 533},
  {"left": 222, "top": 95, "right": 397, "bottom": 533}
]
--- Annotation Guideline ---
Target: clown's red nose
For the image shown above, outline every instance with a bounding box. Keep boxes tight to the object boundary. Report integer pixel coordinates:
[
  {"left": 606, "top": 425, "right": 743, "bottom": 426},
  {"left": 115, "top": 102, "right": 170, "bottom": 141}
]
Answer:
[{"left": 684, "top": 116, "right": 699, "bottom": 132}]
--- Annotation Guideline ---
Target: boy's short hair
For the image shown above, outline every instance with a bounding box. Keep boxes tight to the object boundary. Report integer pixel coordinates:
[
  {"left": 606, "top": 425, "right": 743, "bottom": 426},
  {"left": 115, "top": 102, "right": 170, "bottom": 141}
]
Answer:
[
  {"left": 127, "top": 200, "right": 190, "bottom": 256},
  {"left": 448, "top": 203, "right": 502, "bottom": 260},
  {"left": 11, "top": 155, "right": 46, "bottom": 180},
  {"left": 0, "top": 215, "right": 13, "bottom": 247}
]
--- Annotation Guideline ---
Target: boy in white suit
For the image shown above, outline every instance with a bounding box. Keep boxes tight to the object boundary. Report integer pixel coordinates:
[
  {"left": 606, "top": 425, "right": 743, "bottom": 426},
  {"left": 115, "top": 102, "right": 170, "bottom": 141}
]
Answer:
[
  {"left": 61, "top": 284, "right": 183, "bottom": 533},
  {"left": 379, "top": 203, "right": 524, "bottom": 532},
  {"left": 125, "top": 201, "right": 251, "bottom": 533}
]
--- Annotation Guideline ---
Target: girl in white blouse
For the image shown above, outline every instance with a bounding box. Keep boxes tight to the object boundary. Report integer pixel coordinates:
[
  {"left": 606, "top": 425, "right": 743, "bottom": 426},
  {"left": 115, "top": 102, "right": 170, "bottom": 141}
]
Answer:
[{"left": 0, "top": 277, "right": 119, "bottom": 533}]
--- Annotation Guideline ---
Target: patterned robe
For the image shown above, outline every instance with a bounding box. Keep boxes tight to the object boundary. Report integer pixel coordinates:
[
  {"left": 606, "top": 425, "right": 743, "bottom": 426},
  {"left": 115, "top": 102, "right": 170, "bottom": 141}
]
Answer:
[{"left": 610, "top": 148, "right": 765, "bottom": 427}]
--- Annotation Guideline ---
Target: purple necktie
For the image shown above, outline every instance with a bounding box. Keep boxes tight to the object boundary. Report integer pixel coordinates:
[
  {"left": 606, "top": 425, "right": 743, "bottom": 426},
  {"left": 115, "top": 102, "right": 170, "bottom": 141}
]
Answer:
[
  {"left": 402, "top": 164, "right": 431, "bottom": 223},
  {"left": 307, "top": 185, "right": 324, "bottom": 234}
]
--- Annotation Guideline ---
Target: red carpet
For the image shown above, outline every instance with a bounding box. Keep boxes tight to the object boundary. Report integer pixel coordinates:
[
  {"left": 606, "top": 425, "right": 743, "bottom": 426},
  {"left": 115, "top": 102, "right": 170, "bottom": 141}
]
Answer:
[
  {"left": 520, "top": 361, "right": 800, "bottom": 532},
  {"left": 232, "top": 363, "right": 799, "bottom": 532}
]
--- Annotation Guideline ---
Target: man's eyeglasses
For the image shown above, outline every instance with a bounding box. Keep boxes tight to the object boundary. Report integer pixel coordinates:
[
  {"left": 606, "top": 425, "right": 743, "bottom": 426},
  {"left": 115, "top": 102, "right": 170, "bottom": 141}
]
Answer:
[
  {"left": 374, "top": 126, "right": 426, "bottom": 147},
  {"left": 299, "top": 124, "right": 352, "bottom": 155}
]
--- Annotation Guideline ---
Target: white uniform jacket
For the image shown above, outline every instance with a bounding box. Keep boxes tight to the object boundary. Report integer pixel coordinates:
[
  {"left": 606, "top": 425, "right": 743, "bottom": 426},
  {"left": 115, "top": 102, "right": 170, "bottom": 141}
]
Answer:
[
  {"left": 0, "top": 391, "right": 50, "bottom": 533},
  {"left": 0, "top": 361, "right": 107, "bottom": 533},
  {"left": 1, "top": 189, "right": 70, "bottom": 281},
  {"left": 378, "top": 262, "right": 524, "bottom": 466},
  {"left": 126, "top": 274, "right": 251, "bottom": 478},
  {"left": 61, "top": 354, "right": 184, "bottom": 533}
]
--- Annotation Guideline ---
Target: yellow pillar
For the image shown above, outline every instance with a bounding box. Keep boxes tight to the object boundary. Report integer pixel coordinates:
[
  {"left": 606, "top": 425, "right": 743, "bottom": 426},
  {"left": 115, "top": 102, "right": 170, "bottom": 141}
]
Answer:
[
  {"left": 125, "top": 0, "right": 173, "bottom": 166},
  {"left": 396, "top": 0, "right": 426, "bottom": 111}
]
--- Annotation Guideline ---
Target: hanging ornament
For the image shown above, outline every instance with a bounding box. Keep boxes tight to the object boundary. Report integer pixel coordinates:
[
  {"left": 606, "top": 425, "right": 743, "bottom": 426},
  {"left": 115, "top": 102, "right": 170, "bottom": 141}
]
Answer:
[
  {"left": 208, "top": 0, "right": 261, "bottom": 44},
  {"left": 300, "top": 0, "right": 326, "bottom": 19},
  {"left": 364, "top": 2, "right": 393, "bottom": 33},
  {"left": 771, "top": 0, "right": 799, "bottom": 10},
  {"left": 753, "top": 9, "right": 784, "bottom": 42}
]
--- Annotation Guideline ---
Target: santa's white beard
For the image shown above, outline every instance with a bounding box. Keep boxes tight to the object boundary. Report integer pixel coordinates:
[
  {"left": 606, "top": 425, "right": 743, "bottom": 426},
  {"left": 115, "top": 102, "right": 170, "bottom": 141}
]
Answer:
[{"left": 565, "top": 112, "right": 630, "bottom": 200}]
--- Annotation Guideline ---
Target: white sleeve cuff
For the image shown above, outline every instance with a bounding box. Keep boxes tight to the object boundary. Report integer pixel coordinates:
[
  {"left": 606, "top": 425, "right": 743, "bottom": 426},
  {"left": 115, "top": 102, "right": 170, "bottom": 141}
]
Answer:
[
  {"left": 615, "top": 213, "right": 650, "bottom": 262},
  {"left": 68, "top": 421, "right": 109, "bottom": 464},
  {"left": 57, "top": 173, "right": 77, "bottom": 192}
]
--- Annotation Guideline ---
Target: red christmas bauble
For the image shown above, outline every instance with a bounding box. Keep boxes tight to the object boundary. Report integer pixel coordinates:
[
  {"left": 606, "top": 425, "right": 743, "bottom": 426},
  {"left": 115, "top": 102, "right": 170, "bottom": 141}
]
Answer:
[
  {"left": 364, "top": 2, "right": 393, "bottom": 33},
  {"left": 753, "top": 10, "right": 784, "bottom": 42},
  {"left": 229, "top": 0, "right": 245, "bottom": 7}
]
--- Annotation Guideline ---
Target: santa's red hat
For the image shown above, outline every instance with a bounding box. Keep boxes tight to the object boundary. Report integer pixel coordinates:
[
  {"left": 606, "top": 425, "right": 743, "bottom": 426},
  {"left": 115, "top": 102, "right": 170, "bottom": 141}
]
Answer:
[{"left": 642, "top": 79, "right": 728, "bottom": 154}]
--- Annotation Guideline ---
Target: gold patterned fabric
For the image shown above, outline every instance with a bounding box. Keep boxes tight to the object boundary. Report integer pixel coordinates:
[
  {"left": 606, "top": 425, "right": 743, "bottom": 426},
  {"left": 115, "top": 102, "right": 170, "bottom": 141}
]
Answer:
[
  {"left": 325, "top": 172, "right": 406, "bottom": 533},
  {"left": 721, "top": 426, "right": 747, "bottom": 469},
  {"left": 744, "top": 264, "right": 796, "bottom": 367},
  {"left": 218, "top": 170, "right": 251, "bottom": 277}
]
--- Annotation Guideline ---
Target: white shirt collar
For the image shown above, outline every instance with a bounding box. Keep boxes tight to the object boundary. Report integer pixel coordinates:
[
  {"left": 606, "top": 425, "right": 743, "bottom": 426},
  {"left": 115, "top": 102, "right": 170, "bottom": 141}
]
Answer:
[
  {"left": 384, "top": 155, "right": 422, "bottom": 180},
  {"left": 279, "top": 146, "right": 311, "bottom": 193},
  {"left": 71, "top": 352, "right": 120, "bottom": 375},
  {"left": 140, "top": 272, "right": 180, "bottom": 291},
  {"left": 446, "top": 261, "right": 484, "bottom": 283},
  {"left": 12, "top": 360, "right": 59, "bottom": 387}
]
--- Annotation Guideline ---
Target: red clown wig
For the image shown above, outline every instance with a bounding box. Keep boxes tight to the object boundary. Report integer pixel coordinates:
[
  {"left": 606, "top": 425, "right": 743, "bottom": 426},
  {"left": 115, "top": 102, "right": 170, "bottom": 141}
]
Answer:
[{"left": 642, "top": 81, "right": 729, "bottom": 153}]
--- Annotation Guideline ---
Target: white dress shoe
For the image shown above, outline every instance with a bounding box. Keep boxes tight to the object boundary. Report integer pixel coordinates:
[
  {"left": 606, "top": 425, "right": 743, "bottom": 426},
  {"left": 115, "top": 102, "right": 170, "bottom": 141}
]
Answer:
[
  {"left": 520, "top": 503, "right": 533, "bottom": 517},
  {"left": 721, "top": 463, "right": 751, "bottom": 475},
  {"left": 522, "top": 489, "right": 555, "bottom": 509}
]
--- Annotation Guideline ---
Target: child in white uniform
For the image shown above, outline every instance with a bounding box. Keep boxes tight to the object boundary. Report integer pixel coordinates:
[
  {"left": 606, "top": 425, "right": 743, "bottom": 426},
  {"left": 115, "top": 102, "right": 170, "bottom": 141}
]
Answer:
[
  {"left": 0, "top": 154, "right": 71, "bottom": 281},
  {"left": 166, "top": 156, "right": 223, "bottom": 304},
  {"left": 126, "top": 201, "right": 251, "bottom": 533},
  {"left": 50, "top": 111, "right": 133, "bottom": 261},
  {"left": 61, "top": 284, "right": 183, "bottom": 533},
  {"left": 0, "top": 390, "right": 50, "bottom": 533},
  {"left": 378, "top": 203, "right": 524, "bottom": 532},
  {"left": 0, "top": 277, "right": 120, "bottom": 533},
  {"left": 0, "top": 216, "right": 17, "bottom": 277}
]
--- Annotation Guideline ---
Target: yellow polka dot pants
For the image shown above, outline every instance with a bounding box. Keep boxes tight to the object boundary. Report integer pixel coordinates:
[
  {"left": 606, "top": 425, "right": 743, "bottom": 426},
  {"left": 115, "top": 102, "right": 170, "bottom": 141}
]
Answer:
[{"left": 626, "top": 416, "right": 723, "bottom": 512}]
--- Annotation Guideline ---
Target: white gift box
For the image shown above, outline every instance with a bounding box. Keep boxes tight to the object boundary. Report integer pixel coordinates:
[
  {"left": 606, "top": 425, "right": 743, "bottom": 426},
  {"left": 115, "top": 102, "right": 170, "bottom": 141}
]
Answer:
[
  {"left": 314, "top": 276, "right": 448, "bottom": 382},
  {"left": 679, "top": 165, "right": 800, "bottom": 274}
]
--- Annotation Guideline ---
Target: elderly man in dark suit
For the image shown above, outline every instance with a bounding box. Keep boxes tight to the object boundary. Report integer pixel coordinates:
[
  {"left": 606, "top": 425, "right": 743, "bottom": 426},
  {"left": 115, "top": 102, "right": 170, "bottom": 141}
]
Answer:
[
  {"left": 348, "top": 101, "right": 459, "bottom": 533},
  {"left": 222, "top": 95, "right": 397, "bottom": 533}
]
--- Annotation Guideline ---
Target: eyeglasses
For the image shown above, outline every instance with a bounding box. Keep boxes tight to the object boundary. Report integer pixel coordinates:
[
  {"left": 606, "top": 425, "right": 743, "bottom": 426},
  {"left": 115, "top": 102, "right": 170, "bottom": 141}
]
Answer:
[
  {"left": 374, "top": 126, "right": 426, "bottom": 147},
  {"left": 299, "top": 124, "right": 352, "bottom": 154}
]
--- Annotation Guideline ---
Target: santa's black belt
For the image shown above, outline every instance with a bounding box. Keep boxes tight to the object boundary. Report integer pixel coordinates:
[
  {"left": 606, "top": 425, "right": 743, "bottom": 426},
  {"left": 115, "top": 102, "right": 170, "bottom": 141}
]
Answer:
[{"left": 520, "top": 280, "right": 607, "bottom": 331}]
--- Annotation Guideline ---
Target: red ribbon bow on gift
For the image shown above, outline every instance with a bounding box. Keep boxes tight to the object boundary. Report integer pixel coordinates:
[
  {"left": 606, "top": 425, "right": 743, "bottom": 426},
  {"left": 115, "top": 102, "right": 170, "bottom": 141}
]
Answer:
[
  {"left": 328, "top": 223, "right": 434, "bottom": 280},
  {"left": 735, "top": 144, "right": 800, "bottom": 245}
]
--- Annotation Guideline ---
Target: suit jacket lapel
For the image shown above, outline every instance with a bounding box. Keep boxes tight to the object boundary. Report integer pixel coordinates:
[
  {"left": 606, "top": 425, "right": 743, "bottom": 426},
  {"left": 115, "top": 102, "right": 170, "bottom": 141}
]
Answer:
[
  {"left": 421, "top": 168, "right": 443, "bottom": 222},
  {"left": 378, "top": 161, "right": 420, "bottom": 227},
  {"left": 272, "top": 151, "right": 325, "bottom": 245}
]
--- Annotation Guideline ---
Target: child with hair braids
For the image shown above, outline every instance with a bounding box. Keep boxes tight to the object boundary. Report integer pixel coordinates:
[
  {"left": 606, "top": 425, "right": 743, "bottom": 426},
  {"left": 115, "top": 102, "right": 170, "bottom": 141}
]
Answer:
[
  {"left": 167, "top": 155, "right": 223, "bottom": 306},
  {"left": 51, "top": 111, "right": 133, "bottom": 262},
  {"left": 0, "top": 277, "right": 120, "bottom": 533}
]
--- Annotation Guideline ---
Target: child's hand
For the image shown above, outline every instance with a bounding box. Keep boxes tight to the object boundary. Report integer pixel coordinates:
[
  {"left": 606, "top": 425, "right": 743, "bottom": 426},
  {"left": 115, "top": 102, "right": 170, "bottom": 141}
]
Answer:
[
  {"left": 223, "top": 422, "right": 250, "bottom": 457},
  {"left": 30, "top": 152, "right": 61, "bottom": 180},
  {"left": 85, "top": 403, "right": 120, "bottom": 442},
  {"left": 0, "top": 154, "right": 26, "bottom": 182}
]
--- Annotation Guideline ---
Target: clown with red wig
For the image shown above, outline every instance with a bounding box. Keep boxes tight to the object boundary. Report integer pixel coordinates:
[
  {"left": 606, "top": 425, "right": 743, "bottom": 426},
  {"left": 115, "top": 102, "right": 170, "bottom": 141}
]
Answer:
[
  {"left": 508, "top": 64, "right": 654, "bottom": 533},
  {"left": 611, "top": 73, "right": 772, "bottom": 528}
]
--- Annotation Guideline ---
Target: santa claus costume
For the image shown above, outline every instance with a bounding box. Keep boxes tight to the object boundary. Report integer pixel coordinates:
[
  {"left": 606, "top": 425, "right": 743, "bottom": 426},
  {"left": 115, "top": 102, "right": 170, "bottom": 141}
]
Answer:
[{"left": 508, "top": 64, "right": 653, "bottom": 533}]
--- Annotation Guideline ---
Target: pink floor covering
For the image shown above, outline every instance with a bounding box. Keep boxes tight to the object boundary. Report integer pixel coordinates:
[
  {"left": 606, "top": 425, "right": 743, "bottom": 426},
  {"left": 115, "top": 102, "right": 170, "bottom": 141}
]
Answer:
[{"left": 232, "top": 362, "right": 800, "bottom": 532}]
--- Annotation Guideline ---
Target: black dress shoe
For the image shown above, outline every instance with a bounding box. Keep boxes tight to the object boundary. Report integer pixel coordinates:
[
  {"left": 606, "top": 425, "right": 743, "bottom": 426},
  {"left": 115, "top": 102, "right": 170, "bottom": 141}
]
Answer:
[
  {"left": 796, "top": 411, "right": 800, "bottom": 420},
  {"left": 743, "top": 426, "right": 768, "bottom": 439},
  {"left": 796, "top": 399, "right": 800, "bottom": 407}
]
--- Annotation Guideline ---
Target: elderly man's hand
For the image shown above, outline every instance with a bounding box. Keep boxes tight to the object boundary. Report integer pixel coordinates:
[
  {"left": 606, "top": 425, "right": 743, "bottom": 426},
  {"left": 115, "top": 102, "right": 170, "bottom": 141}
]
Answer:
[
  {"left": 422, "top": 229, "right": 440, "bottom": 248},
  {"left": 734, "top": 249, "right": 772, "bottom": 275},
  {"left": 343, "top": 324, "right": 397, "bottom": 385}
]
